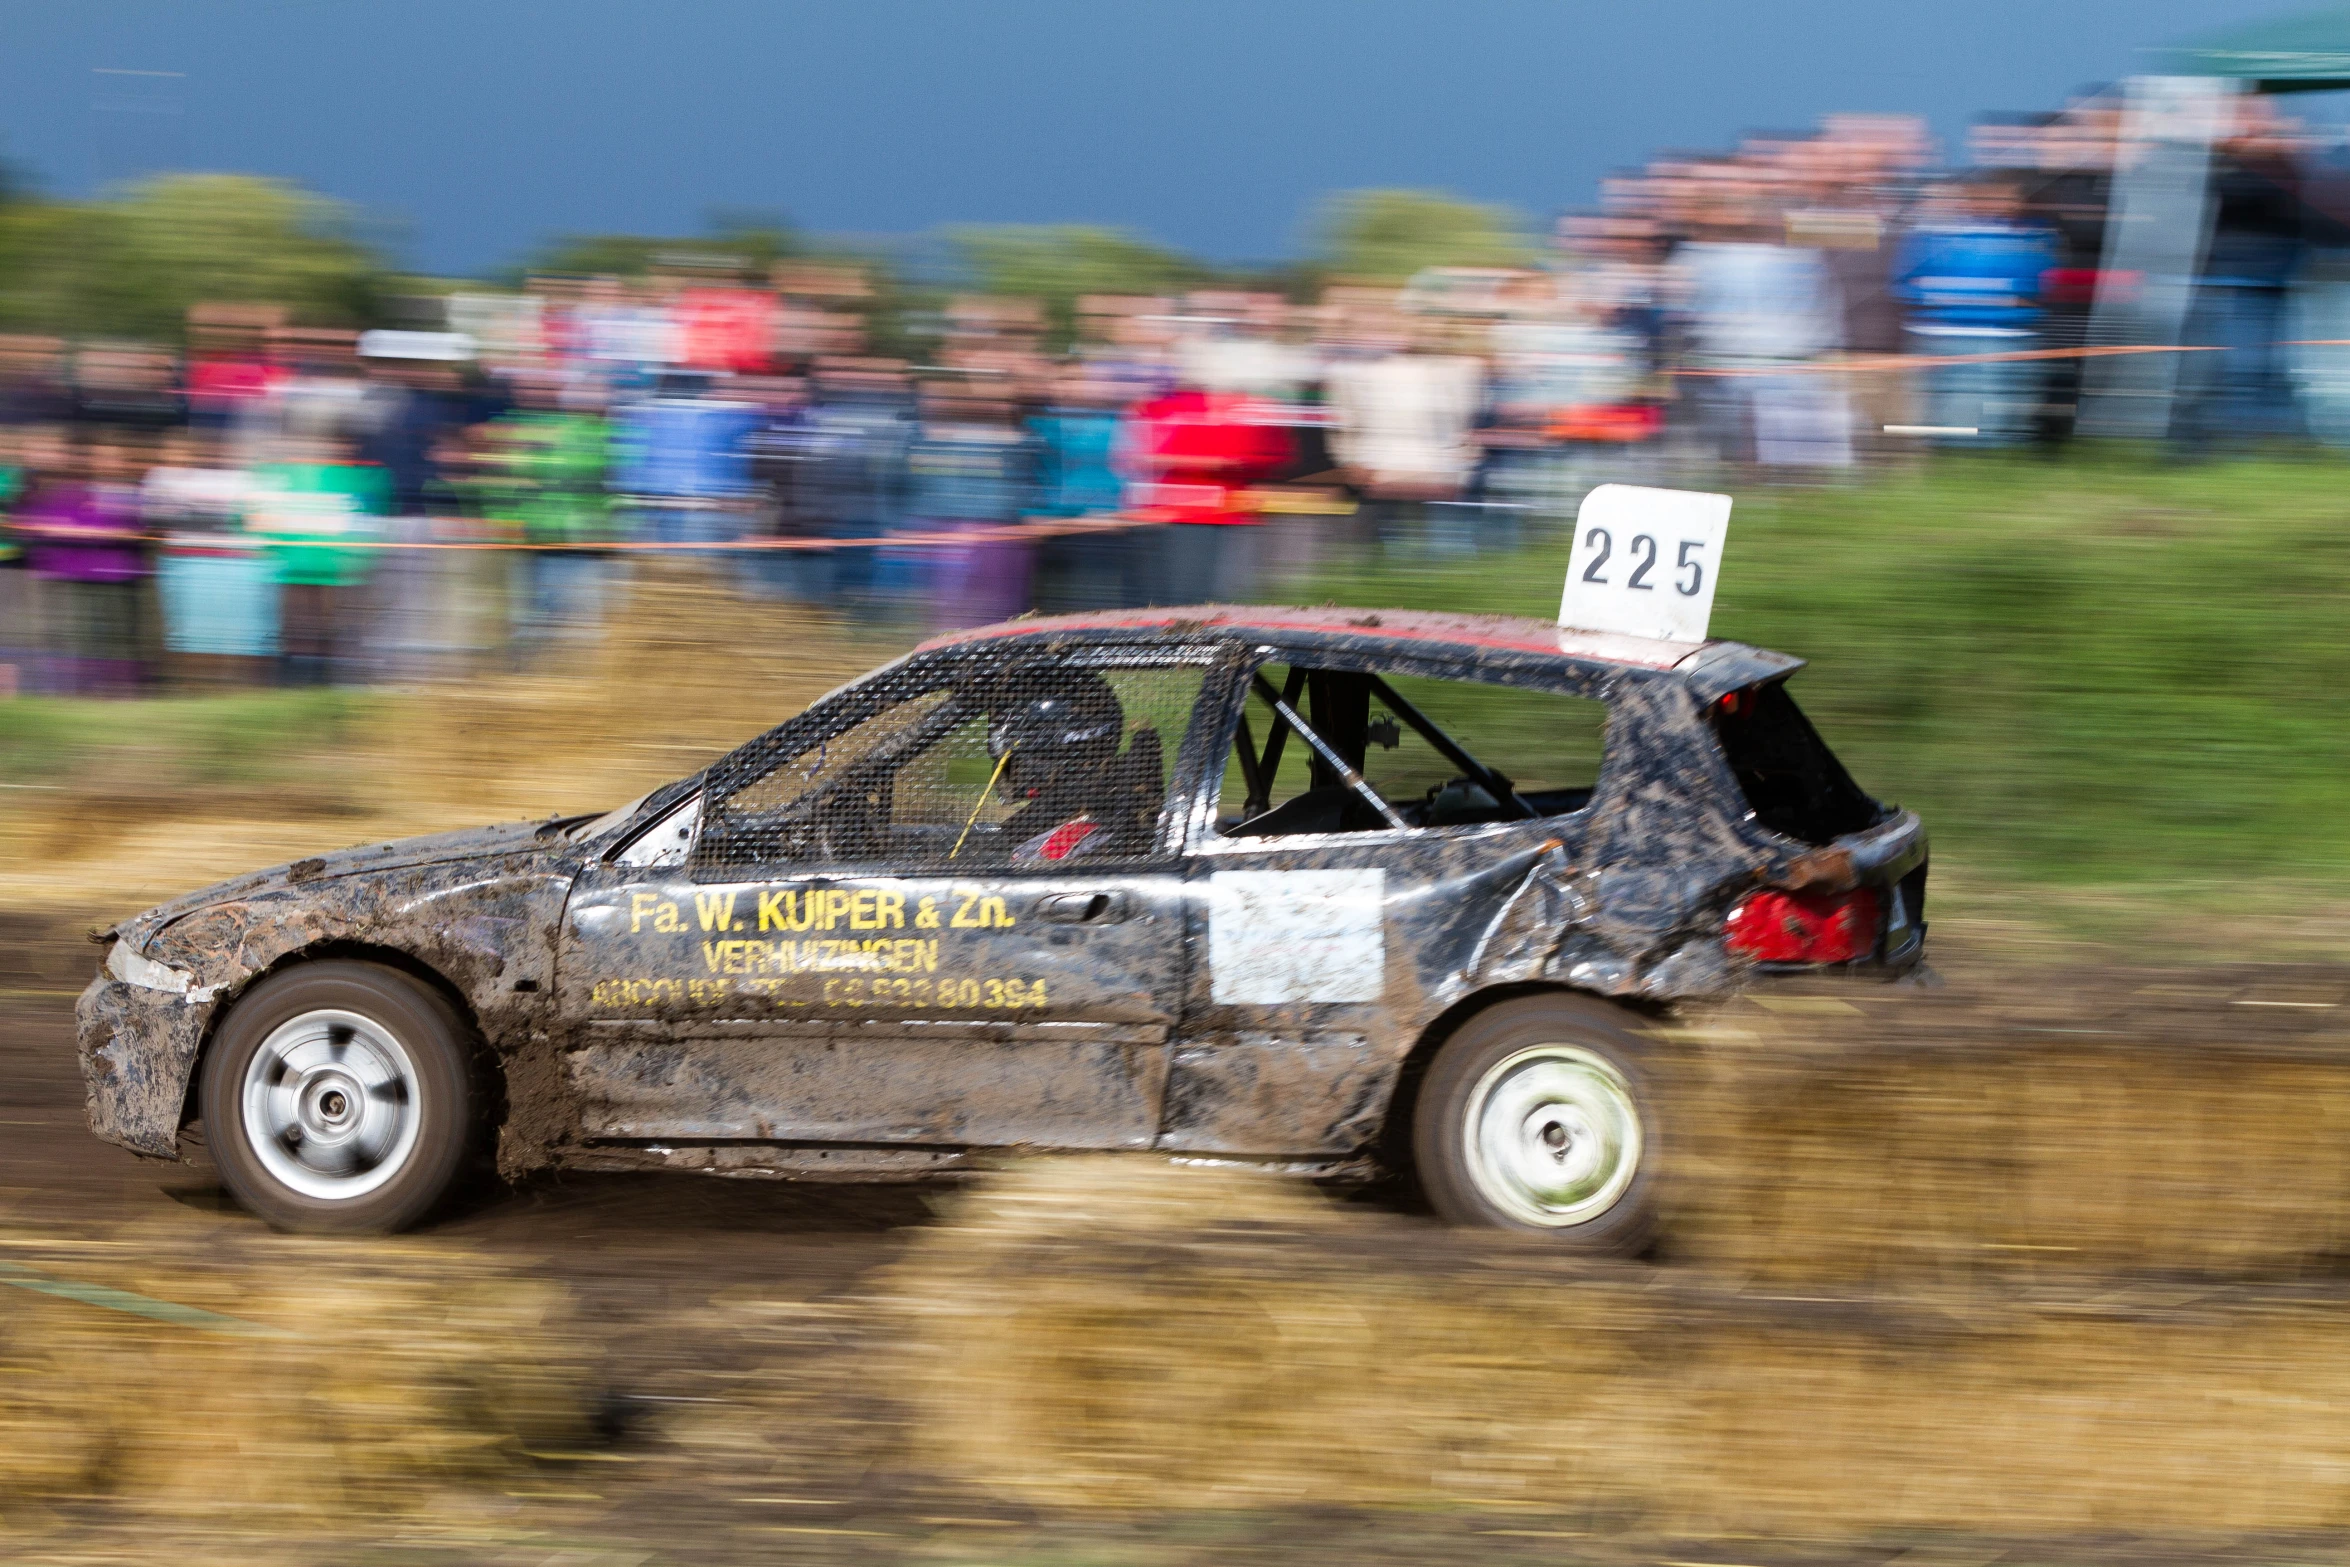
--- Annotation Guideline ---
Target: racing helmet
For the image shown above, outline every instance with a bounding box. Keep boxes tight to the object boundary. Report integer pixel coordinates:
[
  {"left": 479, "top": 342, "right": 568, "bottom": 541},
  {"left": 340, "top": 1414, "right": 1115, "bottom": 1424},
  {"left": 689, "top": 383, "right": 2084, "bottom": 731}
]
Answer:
[{"left": 986, "top": 672, "right": 1124, "bottom": 792}]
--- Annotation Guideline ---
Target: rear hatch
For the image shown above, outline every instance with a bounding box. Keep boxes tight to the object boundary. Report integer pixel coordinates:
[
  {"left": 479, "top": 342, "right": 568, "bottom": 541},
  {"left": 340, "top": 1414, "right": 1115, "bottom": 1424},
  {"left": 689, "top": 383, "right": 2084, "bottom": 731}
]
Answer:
[{"left": 1707, "top": 679, "right": 1927, "bottom": 968}]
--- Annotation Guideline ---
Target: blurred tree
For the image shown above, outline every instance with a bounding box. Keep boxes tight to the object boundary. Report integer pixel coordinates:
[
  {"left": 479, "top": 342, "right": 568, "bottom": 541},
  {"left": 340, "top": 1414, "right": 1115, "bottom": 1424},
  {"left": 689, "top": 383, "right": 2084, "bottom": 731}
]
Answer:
[
  {"left": 520, "top": 212, "right": 799, "bottom": 284},
  {"left": 705, "top": 211, "right": 798, "bottom": 275},
  {"left": 0, "top": 173, "right": 384, "bottom": 341},
  {"left": 518, "top": 232, "right": 672, "bottom": 279},
  {"left": 948, "top": 225, "right": 1209, "bottom": 348},
  {"left": 1310, "top": 188, "right": 1535, "bottom": 282}
]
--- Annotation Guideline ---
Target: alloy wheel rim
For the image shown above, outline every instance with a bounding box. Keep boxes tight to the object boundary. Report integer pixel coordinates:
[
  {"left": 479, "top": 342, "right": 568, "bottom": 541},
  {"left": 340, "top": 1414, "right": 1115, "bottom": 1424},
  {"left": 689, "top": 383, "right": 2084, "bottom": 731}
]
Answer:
[
  {"left": 1463, "top": 1044, "right": 1642, "bottom": 1228},
  {"left": 240, "top": 1008, "right": 421, "bottom": 1201}
]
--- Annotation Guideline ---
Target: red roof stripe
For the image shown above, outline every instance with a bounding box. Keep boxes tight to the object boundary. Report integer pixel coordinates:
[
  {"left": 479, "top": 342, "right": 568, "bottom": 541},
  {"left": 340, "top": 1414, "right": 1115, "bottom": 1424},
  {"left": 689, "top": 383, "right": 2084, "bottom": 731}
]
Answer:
[{"left": 917, "top": 605, "right": 1701, "bottom": 669}]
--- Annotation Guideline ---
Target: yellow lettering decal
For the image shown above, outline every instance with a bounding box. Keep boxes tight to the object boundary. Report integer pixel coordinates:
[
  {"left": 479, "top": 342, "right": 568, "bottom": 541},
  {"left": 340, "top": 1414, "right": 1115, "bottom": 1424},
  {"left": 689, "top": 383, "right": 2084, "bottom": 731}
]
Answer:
[
  {"left": 982, "top": 896, "right": 1013, "bottom": 928},
  {"left": 629, "top": 891, "right": 660, "bottom": 933},
  {"left": 915, "top": 896, "right": 940, "bottom": 929},
  {"left": 695, "top": 889, "right": 739, "bottom": 932},
  {"left": 850, "top": 889, "right": 878, "bottom": 930},
  {"left": 605, "top": 961, "right": 1035, "bottom": 1010},
  {"left": 951, "top": 890, "right": 982, "bottom": 928},
  {"left": 653, "top": 901, "right": 683, "bottom": 933},
  {"left": 593, "top": 976, "right": 699, "bottom": 1008},
  {"left": 875, "top": 889, "right": 905, "bottom": 928},
  {"left": 824, "top": 888, "right": 853, "bottom": 929},
  {"left": 757, "top": 889, "right": 790, "bottom": 931}
]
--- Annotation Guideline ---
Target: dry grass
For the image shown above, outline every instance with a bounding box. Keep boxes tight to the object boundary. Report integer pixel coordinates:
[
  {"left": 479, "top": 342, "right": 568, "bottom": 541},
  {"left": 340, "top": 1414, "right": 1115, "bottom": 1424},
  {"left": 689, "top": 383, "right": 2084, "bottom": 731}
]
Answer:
[
  {"left": 0, "top": 1224, "right": 594, "bottom": 1530},
  {"left": 1672, "top": 986, "right": 2350, "bottom": 1281},
  {"left": 880, "top": 1156, "right": 2350, "bottom": 1533}
]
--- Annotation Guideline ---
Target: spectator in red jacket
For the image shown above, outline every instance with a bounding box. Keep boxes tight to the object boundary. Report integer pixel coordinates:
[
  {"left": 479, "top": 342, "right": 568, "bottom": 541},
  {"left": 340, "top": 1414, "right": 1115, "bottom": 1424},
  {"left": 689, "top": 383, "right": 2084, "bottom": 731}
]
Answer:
[{"left": 1118, "top": 386, "right": 1292, "bottom": 604}]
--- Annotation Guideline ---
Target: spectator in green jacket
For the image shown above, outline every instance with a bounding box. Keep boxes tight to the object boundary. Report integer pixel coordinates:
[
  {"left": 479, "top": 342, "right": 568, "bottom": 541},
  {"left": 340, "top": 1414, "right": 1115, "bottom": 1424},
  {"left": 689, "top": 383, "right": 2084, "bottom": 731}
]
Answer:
[
  {"left": 247, "top": 436, "right": 389, "bottom": 685},
  {"left": 479, "top": 381, "right": 615, "bottom": 668}
]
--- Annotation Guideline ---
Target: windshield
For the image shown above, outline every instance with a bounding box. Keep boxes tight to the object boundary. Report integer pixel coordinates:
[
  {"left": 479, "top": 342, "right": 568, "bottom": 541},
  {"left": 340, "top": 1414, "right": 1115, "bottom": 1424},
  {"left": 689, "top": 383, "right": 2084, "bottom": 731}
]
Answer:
[
  {"left": 564, "top": 771, "right": 705, "bottom": 845},
  {"left": 565, "top": 792, "right": 650, "bottom": 844}
]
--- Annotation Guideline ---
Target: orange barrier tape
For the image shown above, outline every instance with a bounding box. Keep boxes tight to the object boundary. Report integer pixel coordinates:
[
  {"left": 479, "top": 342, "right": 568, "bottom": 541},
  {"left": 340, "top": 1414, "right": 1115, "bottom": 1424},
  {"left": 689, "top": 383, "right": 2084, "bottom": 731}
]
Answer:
[
  {"left": 8, "top": 510, "right": 1205, "bottom": 555},
  {"left": 8, "top": 490, "right": 1367, "bottom": 554},
  {"left": 1671, "top": 342, "right": 2232, "bottom": 378},
  {"left": 1674, "top": 336, "right": 2350, "bottom": 376},
  {"left": 371, "top": 513, "right": 1168, "bottom": 552}
]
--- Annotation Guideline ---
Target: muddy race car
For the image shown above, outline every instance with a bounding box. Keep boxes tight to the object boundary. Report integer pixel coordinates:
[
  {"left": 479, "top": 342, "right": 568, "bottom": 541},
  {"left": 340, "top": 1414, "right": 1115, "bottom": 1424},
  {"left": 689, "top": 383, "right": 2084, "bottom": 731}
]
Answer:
[{"left": 78, "top": 602, "right": 1925, "bottom": 1244}]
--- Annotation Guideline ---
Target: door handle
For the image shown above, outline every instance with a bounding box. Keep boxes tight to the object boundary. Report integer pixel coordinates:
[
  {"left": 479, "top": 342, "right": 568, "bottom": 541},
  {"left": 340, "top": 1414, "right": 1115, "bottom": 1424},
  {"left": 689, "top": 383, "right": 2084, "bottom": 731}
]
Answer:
[{"left": 1034, "top": 891, "right": 1129, "bottom": 925}]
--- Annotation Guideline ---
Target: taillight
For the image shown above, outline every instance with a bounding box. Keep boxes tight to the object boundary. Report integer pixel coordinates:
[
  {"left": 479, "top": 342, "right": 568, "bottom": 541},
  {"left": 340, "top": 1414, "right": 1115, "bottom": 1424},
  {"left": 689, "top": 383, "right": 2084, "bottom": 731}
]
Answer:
[{"left": 1725, "top": 886, "right": 1882, "bottom": 965}]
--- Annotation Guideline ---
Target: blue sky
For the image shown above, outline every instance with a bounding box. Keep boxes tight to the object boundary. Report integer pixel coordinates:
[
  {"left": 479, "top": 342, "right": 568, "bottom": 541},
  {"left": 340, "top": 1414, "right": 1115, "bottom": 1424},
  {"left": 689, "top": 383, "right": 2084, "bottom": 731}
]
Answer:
[{"left": 0, "top": 0, "right": 2312, "bottom": 275}]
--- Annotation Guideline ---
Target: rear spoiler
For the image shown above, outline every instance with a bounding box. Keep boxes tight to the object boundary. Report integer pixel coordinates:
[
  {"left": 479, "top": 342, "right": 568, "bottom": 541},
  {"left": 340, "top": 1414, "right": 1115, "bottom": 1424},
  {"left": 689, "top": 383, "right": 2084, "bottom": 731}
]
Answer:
[{"left": 1677, "top": 641, "right": 1806, "bottom": 706}]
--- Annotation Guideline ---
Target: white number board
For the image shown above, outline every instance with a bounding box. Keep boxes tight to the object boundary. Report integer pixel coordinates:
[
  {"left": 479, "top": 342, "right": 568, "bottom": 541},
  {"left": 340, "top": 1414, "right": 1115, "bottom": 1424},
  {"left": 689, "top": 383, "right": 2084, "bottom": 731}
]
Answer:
[{"left": 1559, "top": 484, "right": 1731, "bottom": 644}]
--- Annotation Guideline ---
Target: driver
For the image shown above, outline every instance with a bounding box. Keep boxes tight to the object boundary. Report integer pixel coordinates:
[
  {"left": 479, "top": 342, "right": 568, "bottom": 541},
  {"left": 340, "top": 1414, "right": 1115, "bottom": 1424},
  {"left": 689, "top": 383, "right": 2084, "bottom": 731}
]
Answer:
[{"left": 984, "top": 673, "right": 1139, "bottom": 862}]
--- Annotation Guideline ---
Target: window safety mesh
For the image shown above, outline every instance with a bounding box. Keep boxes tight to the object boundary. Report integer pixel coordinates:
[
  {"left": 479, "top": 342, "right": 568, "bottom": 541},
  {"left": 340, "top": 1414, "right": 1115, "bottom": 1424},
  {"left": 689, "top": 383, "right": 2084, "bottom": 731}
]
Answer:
[{"left": 700, "top": 657, "right": 1209, "bottom": 872}]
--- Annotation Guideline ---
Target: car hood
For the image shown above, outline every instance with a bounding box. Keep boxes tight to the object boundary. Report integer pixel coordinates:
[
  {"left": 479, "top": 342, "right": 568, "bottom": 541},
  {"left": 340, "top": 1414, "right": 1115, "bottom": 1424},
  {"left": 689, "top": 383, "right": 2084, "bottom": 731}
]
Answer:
[{"left": 110, "top": 818, "right": 570, "bottom": 953}]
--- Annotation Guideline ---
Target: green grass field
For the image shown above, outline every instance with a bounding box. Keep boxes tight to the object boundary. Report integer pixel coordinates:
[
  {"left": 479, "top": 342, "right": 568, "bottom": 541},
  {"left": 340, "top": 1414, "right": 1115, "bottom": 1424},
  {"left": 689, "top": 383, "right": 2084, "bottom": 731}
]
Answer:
[
  {"left": 0, "top": 686, "right": 373, "bottom": 790},
  {"left": 1291, "top": 454, "right": 2350, "bottom": 894}
]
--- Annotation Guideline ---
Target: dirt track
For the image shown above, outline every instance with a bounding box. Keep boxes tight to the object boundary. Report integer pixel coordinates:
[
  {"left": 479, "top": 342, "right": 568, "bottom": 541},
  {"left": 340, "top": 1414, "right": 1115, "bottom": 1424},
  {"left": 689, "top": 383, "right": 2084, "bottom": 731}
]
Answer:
[{"left": 9, "top": 934, "right": 2350, "bottom": 1564}]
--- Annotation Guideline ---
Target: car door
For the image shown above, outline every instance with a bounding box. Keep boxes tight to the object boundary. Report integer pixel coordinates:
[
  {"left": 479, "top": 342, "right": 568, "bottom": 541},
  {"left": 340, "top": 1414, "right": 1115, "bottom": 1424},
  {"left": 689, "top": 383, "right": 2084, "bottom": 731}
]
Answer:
[
  {"left": 1163, "top": 646, "right": 1613, "bottom": 1157},
  {"left": 555, "top": 645, "right": 1223, "bottom": 1152}
]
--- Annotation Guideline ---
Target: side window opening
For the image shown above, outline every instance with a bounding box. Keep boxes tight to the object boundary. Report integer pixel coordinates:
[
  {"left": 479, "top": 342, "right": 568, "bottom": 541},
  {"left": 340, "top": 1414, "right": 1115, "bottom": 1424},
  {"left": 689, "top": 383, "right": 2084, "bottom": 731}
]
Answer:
[
  {"left": 1707, "top": 679, "right": 1883, "bottom": 845},
  {"left": 1220, "top": 662, "right": 1608, "bottom": 838},
  {"left": 699, "top": 661, "right": 1208, "bottom": 872}
]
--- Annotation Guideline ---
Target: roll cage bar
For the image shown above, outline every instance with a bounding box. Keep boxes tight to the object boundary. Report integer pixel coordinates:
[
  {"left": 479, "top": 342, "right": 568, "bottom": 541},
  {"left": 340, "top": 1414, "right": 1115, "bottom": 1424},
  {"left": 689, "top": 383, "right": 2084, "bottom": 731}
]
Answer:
[{"left": 1230, "top": 665, "right": 1539, "bottom": 831}]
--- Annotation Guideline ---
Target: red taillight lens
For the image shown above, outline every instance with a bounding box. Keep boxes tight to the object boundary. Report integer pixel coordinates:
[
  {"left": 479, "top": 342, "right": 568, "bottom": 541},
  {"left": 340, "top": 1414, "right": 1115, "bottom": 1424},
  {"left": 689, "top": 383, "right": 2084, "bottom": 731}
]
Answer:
[{"left": 1725, "top": 886, "right": 1882, "bottom": 965}]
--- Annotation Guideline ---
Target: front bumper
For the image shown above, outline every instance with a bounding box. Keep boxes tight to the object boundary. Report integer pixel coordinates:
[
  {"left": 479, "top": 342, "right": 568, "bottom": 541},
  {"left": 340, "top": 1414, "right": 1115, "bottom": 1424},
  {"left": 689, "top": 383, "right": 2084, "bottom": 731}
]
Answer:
[{"left": 76, "top": 971, "right": 215, "bottom": 1160}]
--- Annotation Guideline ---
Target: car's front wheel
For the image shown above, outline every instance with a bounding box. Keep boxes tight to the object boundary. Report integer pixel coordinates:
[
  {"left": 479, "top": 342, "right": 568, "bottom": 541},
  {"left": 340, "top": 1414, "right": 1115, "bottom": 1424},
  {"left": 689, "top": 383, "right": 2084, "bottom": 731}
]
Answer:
[
  {"left": 1411, "top": 993, "right": 1657, "bottom": 1248},
  {"left": 199, "top": 959, "right": 477, "bottom": 1233}
]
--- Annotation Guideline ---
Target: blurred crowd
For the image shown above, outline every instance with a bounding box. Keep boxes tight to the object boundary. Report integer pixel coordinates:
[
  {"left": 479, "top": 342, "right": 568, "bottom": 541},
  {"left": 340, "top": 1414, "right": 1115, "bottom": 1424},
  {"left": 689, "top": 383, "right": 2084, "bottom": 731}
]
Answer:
[{"left": 8, "top": 88, "right": 2350, "bottom": 696}]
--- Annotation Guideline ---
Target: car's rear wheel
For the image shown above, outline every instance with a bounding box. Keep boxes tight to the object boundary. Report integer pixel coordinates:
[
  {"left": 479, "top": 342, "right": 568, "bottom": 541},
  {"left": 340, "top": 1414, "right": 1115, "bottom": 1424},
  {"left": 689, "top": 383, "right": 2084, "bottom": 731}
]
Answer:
[
  {"left": 1411, "top": 993, "right": 1657, "bottom": 1248},
  {"left": 199, "top": 960, "right": 476, "bottom": 1233}
]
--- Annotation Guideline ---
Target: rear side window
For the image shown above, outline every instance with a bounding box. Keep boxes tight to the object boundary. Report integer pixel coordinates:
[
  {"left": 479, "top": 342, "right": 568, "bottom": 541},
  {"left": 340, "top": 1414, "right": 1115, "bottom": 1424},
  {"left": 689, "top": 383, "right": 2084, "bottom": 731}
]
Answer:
[
  {"left": 1220, "top": 662, "right": 1608, "bottom": 836},
  {"left": 1364, "top": 672, "right": 1606, "bottom": 816},
  {"left": 1708, "top": 681, "right": 1881, "bottom": 845}
]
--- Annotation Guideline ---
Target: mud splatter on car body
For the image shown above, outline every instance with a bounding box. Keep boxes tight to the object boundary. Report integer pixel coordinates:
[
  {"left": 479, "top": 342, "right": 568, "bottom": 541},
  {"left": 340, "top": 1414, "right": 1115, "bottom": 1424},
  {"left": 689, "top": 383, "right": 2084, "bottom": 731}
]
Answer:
[{"left": 77, "top": 605, "right": 1926, "bottom": 1180}]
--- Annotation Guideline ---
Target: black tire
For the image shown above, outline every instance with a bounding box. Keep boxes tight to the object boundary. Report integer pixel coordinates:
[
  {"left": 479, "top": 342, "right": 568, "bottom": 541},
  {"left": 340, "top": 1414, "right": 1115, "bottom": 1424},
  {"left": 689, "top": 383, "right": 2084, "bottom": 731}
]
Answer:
[
  {"left": 198, "top": 959, "right": 477, "bottom": 1233},
  {"left": 1410, "top": 993, "right": 1658, "bottom": 1249}
]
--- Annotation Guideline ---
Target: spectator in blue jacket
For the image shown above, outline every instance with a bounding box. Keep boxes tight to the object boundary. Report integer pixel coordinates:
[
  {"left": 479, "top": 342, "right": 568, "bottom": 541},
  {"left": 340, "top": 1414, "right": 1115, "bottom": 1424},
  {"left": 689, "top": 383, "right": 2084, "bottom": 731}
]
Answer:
[
  {"left": 899, "top": 381, "right": 1037, "bottom": 631},
  {"left": 798, "top": 357, "right": 915, "bottom": 615},
  {"left": 1028, "top": 367, "right": 1138, "bottom": 611},
  {"left": 1894, "top": 178, "right": 2059, "bottom": 447}
]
